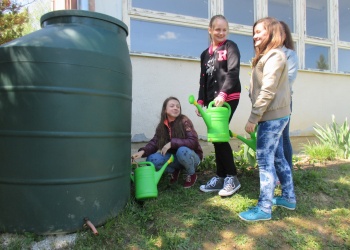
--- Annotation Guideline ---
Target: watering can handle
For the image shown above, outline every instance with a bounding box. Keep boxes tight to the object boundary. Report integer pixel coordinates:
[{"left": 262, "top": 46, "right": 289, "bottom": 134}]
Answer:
[{"left": 208, "top": 101, "right": 231, "bottom": 115}]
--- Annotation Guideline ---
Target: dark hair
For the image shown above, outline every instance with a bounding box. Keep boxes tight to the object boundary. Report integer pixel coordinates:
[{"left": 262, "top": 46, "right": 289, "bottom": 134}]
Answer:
[
  {"left": 252, "top": 17, "right": 285, "bottom": 67},
  {"left": 155, "top": 97, "right": 186, "bottom": 149},
  {"left": 280, "top": 21, "right": 295, "bottom": 50}
]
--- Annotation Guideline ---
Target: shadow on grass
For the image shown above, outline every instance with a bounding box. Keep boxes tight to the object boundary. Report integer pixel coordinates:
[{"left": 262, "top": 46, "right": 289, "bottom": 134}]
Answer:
[
  {"left": 56, "top": 162, "right": 350, "bottom": 249},
  {"left": 2, "top": 161, "right": 348, "bottom": 249}
]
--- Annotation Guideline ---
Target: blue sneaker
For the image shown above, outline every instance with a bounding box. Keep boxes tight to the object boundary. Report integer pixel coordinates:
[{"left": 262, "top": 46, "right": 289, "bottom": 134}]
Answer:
[
  {"left": 272, "top": 196, "right": 296, "bottom": 210},
  {"left": 238, "top": 206, "right": 271, "bottom": 222}
]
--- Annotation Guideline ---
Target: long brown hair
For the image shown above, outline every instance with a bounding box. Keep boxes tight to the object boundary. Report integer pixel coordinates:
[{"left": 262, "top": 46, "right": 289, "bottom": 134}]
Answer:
[
  {"left": 155, "top": 97, "right": 186, "bottom": 149},
  {"left": 252, "top": 17, "right": 286, "bottom": 67},
  {"left": 280, "top": 21, "right": 295, "bottom": 50}
]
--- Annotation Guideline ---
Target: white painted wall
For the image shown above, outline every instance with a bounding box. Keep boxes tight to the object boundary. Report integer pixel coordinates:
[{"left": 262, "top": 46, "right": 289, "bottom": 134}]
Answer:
[
  {"left": 86, "top": 1, "right": 350, "bottom": 142},
  {"left": 131, "top": 55, "right": 350, "bottom": 142}
]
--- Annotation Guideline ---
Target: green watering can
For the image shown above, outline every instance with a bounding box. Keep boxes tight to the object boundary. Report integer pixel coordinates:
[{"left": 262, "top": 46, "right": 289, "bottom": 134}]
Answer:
[
  {"left": 131, "top": 155, "right": 174, "bottom": 200},
  {"left": 229, "top": 130, "right": 257, "bottom": 151},
  {"left": 189, "top": 95, "right": 231, "bottom": 142}
]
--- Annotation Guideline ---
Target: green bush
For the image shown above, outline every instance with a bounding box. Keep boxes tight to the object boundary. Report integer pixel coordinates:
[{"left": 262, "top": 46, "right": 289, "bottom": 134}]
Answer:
[
  {"left": 233, "top": 143, "right": 257, "bottom": 170},
  {"left": 302, "top": 141, "right": 337, "bottom": 163},
  {"left": 197, "top": 153, "right": 216, "bottom": 171},
  {"left": 313, "top": 115, "right": 350, "bottom": 159}
]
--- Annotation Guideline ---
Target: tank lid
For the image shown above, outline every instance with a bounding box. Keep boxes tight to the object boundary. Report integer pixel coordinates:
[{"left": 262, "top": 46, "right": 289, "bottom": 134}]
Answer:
[{"left": 40, "top": 10, "right": 128, "bottom": 35}]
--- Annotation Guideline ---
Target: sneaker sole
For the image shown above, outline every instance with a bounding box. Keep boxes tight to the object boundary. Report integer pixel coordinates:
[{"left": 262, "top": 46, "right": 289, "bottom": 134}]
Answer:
[
  {"left": 274, "top": 204, "right": 296, "bottom": 210},
  {"left": 218, "top": 184, "right": 241, "bottom": 197},
  {"left": 199, "top": 186, "right": 222, "bottom": 192},
  {"left": 238, "top": 214, "right": 271, "bottom": 222}
]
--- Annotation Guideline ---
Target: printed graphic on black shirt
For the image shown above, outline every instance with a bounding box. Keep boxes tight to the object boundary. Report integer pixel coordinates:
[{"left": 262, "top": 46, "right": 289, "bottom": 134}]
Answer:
[{"left": 206, "top": 56, "right": 215, "bottom": 76}]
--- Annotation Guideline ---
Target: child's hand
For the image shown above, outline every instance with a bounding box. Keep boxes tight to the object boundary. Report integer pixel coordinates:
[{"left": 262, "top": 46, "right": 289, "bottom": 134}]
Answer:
[
  {"left": 132, "top": 150, "right": 144, "bottom": 160},
  {"left": 161, "top": 142, "right": 171, "bottom": 155}
]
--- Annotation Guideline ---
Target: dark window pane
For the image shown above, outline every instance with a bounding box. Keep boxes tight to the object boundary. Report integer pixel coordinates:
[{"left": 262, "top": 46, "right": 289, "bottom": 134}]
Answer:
[
  {"left": 305, "top": 44, "right": 329, "bottom": 70},
  {"left": 338, "top": 49, "right": 350, "bottom": 73},
  {"left": 306, "top": 0, "right": 328, "bottom": 38},
  {"left": 339, "top": 0, "right": 350, "bottom": 42},
  {"left": 130, "top": 19, "right": 208, "bottom": 58},
  {"left": 229, "top": 34, "right": 254, "bottom": 64},
  {"left": 224, "top": 0, "right": 254, "bottom": 26},
  {"left": 268, "top": 0, "right": 294, "bottom": 32},
  {"left": 132, "top": 0, "right": 209, "bottom": 19}
]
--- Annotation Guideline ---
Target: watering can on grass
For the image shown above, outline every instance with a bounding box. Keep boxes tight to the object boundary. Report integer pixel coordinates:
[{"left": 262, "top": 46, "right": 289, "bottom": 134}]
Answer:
[
  {"left": 131, "top": 154, "right": 174, "bottom": 200},
  {"left": 189, "top": 95, "right": 231, "bottom": 142}
]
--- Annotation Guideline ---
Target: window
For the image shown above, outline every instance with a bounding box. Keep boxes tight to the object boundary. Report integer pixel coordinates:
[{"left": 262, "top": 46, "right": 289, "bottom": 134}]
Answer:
[
  {"left": 338, "top": 49, "right": 350, "bottom": 73},
  {"left": 339, "top": 0, "right": 350, "bottom": 42},
  {"left": 268, "top": 0, "right": 294, "bottom": 32},
  {"left": 132, "top": 0, "right": 209, "bottom": 19},
  {"left": 224, "top": 0, "right": 254, "bottom": 26},
  {"left": 127, "top": 0, "right": 350, "bottom": 74},
  {"left": 306, "top": 0, "right": 328, "bottom": 38},
  {"left": 305, "top": 44, "right": 329, "bottom": 71},
  {"left": 130, "top": 19, "right": 207, "bottom": 58},
  {"left": 229, "top": 34, "right": 254, "bottom": 64}
]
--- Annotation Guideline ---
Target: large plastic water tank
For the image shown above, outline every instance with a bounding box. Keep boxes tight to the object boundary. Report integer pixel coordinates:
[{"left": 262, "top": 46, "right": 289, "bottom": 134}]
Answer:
[{"left": 0, "top": 10, "right": 132, "bottom": 234}]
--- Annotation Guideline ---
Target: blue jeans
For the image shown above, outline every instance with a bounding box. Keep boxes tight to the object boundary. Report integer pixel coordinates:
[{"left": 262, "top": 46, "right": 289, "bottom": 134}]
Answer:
[
  {"left": 256, "top": 117, "right": 296, "bottom": 214},
  {"left": 282, "top": 117, "right": 293, "bottom": 169},
  {"left": 146, "top": 146, "right": 200, "bottom": 175},
  {"left": 283, "top": 101, "right": 293, "bottom": 169}
]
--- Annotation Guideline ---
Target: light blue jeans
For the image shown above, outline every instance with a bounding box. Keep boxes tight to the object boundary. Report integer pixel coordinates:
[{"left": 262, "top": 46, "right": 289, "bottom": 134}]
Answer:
[
  {"left": 146, "top": 146, "right": 200, "bottom": 175},
  {"left": 256, "top": 117, "right": 296, "bottom": 214}
]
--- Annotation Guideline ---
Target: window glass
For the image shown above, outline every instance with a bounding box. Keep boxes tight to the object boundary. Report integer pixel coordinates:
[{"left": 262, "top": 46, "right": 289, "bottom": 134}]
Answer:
[
  {"left": 339, "top": 0, "right": 350, "bottom": 42},
  {"left": 229, "top": 34, "right": 254, "bottom": 64},
  {"left": 132, "top": 0, "right": 209, "bottom": 19},
  {"left": 130, "top": 19, "right": 208, "bottom": 58},
  {"left": 338, "top": 49, "right": 350, "bottom": 73},
  {"left": 305, "top": 44, "right": 329, "bottom": 70},
  {"left": 268, "top": 0, "right": 294, "bottom": 32},
  {"left": 306, "top": 0, "right": 328, "bottom": 38},
  {"left": 224, "top": 0, "right": 254, "bottom": 26}
]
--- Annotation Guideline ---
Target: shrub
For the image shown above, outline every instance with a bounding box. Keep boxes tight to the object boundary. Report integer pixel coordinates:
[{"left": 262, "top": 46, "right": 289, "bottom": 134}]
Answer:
[
  {"left": 313, "top": 115, "right": 350, "bottom": 159},
  {"left": 302, "top": 141, "right": 337, "bottom": 163}
]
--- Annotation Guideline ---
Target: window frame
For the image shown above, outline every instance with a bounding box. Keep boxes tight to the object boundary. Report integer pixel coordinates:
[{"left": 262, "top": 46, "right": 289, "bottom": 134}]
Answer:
[{"left": 124, "top": 0, "right": 350, "bottom": 74}]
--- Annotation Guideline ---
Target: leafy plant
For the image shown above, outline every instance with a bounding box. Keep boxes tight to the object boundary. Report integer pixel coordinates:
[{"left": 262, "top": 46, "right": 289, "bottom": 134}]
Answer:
[
  {"left": 0, "top": 0, "right": 29, "bottom": 45},
  {"left": 197, "top": 153, "right": 216, "bottom": 171},
  {"left": 313, "top": 115, "right": 350, "bottom": 159},
  {"left": 302, "top": 141, "right": 337, "bottom": 163},
  {"left": 233, "top": 143, "right": 257, "bottom": 171}
]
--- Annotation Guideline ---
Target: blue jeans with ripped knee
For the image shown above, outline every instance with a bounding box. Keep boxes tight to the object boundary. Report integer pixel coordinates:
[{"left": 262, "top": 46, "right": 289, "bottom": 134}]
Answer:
[
  {"left": 256, "top": 117, "right": 296, "bottom": 214},
  {"left": 146, "top": 146, "right": 200, "bottom": 175}
]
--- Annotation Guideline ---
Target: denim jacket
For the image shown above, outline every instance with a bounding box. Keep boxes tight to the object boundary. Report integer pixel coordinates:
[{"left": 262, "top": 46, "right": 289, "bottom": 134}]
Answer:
[{"left": 281, "top": 46, "right": 298, "bottom": 95}]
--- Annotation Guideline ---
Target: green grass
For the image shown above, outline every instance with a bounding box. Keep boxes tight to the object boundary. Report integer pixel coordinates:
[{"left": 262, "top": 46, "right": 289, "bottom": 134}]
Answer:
[
  {"left": 302, "top": 142, "right": 337, "bottom": 163},
  {"left": 1, "top": 161, "right": 350, "bottom": 250}
]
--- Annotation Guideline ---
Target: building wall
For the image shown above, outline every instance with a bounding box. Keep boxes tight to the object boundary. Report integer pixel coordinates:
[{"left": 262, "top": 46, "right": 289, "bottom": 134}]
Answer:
[
  {"left": 51, "top": 0, "right": 350, "bottom": 142},
  {"left": 131, "top": 55, "right": 350, "bottom": 141}
]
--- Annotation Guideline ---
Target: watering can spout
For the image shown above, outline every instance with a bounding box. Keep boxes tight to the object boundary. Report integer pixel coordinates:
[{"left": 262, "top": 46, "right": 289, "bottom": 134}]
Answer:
[
  {"left": 230, "top": 130, "right": 257, "bottom": 151},
  {"left": 188, "top": 95, "right": 211, "bottom": 128},
  {"left": 155, "top": 154, "right": 174, "bottom": 184}
]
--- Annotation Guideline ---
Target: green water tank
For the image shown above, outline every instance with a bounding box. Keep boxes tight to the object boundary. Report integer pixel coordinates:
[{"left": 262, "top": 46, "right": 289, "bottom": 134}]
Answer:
[{"left": 0, "top": 10, "right": 132, "bottom": 234}]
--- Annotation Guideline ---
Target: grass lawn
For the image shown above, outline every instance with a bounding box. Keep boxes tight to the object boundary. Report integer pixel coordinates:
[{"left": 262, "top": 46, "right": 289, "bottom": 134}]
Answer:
[{"left": 2, "top": 160, "right": 350, "bottom": 249}]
